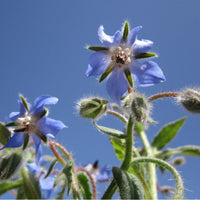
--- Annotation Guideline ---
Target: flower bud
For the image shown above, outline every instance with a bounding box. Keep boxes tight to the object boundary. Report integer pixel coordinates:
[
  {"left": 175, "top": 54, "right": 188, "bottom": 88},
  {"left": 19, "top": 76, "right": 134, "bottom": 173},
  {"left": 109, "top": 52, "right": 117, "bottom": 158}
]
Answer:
[
  {"left": 123, "top": 93, "right": 151, "bottom": 122},
  {"left": 170, "top": 156, "right": 186, "bottom": 166},
  {"left": 177, "top": 88, "right": 200, "bottom": 113},
  {"left": 77, "top": 97, "right": 108, "bottom": 119}
]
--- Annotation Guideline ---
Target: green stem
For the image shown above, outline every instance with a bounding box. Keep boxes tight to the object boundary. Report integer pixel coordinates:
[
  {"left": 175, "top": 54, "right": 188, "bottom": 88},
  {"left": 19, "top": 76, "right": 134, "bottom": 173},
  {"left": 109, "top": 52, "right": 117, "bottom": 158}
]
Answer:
[
  {"left": 106, "top": 109, "right": 128, "bottom": 124},
  {"left": 148, "top": 92, "right": 179, "bottom": 102},
  {"left": 137, "top": 129, "right": 157, "bottom": 199},
  {"left": 102, "top": 116, "right": 134, "bottom": 199},
  {"left": 131, "top": 157, "right": 184, "bottom": 199}
]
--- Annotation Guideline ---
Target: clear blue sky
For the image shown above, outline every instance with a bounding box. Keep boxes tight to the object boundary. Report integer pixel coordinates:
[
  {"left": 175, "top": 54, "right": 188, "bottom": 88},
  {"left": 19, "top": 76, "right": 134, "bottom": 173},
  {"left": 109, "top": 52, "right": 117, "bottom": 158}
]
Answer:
[{"left": 0, "top": 0, "right": 200, "bottom": 199}]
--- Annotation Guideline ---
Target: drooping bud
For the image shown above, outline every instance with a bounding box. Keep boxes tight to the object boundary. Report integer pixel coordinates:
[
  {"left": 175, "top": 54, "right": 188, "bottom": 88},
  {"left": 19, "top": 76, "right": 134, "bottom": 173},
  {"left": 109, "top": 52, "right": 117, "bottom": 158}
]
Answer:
[
  {"left": 177, "top": 88, "right": 200, "bottom": 113},
  {"left": 122, "top": 92, "right": 152, "bottom": 123},
  {"left": 158, "top": 185, "right": 175, "bottom": 196},
  {"left": 170, "top": 156, "right": 186, "bottom": 166},
  {"left": 0, "top": 151, "right": 23, "bottom": 180},
  {"left": 77, "top": 97, "right": 108, "bottom": 119}
]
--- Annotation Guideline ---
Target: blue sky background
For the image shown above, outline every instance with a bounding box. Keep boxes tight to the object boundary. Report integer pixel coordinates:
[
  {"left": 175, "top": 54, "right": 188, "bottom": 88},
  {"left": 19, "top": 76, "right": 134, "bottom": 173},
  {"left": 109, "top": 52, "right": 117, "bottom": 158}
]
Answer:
[{"left": 0, "top": 0, "right": 200, "bottom": 199}]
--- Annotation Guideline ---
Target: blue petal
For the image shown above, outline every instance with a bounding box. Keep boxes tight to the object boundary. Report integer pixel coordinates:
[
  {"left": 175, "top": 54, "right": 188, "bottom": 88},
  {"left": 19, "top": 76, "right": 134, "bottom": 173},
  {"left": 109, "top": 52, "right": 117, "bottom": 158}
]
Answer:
[
  {"left": 128, "top": 26, "right": 142, "bottom": 46},
  {"left": 26, "top": 162, "right": 42, "bottom": 175},
  {"left": 106, "top": 69, "right": 128, "bottom": 103},
  {"left": 31, "top": 134, "right": 42, "bottom": 164},
  {"left": 113, "top": 31, "right": 122, "bottom": 44},
  {"left": 0, "top": 132, "right": 24, "bottom": 149},
  {"left": 86, "top": 52, "right": 110, "bottom": 77},
  {"left": 132, "top": 61, "right": 166, "bottom": 86},
  {"left": 9, "top": 100, "right": 26, "bottom": 121},
  {"left": 40, "top": 174, "right": 55, "bottom": 199},
  {"left": 98, "top": 25, "right": 114, "bottom": 47},
  {"left": 37, "top": 117, "right": 66, "bottom": 137},
  {"left": 30, "top": 95, "right": 58, "bottom": 117},
  {"left": 132, "top": 39, "right": 153, "bottom": 54},
  {"left": 96, "top": 165, "right": 112, "bottom": 181}
]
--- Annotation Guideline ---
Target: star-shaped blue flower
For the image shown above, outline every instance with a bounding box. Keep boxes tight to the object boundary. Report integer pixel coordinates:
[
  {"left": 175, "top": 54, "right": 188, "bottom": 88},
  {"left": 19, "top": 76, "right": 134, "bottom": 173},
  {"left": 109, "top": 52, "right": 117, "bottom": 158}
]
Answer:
[
  {"left": 1, "top": 95, "right": 66, "bottom": 163},
  {"left": 86, "top": 21, "right": 166, "bottom": 103},
  {"left": 84, "top": 160, "right": 112, "bottom": 182},
  {"left": 26, "top": 158, "right": 55, "bottom": 199}
]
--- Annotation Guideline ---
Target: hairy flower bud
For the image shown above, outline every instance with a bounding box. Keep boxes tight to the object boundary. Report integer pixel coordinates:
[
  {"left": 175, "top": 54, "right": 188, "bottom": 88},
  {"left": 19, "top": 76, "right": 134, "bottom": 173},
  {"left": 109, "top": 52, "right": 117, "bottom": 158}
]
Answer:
[
  {"left": 77, "top": 97, "right": 108, "bottom": 119},
  {"left": 123, "top": 93, "right": 151, "bottom": 122},
  {"left": 170, "top": 156, "right": 186, "bottom": 166},
  {"left": 177, "top": 88, "right": 200, "bottom": 113}
]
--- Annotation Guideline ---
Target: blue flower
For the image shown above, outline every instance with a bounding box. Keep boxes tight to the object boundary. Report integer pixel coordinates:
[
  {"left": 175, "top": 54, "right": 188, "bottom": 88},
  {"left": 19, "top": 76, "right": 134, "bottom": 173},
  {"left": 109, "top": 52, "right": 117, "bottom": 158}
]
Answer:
[
  {"left": 1, "top": 95, "right": 66, "bottom": 163},
  {"left": 86, "top": 22, "right": 166, "bottom": 103},
  {"left": 26, "top": 158, "right": 55, "bottom": 199},
  {"left": 84, "top": 160, "right": 112, "bottom": 182}
]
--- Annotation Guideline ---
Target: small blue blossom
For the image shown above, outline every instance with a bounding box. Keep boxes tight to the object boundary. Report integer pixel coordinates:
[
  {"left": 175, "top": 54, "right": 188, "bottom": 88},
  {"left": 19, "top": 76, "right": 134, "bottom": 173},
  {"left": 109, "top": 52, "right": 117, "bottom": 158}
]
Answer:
[
  {"left": 84, "top": 160, "right": 112, "bottom": 182},
  {"left": 86, "top": 22, "right": 166, "bottom": 103},
  {"left": 1, "top": 95, "right": 66, "bottom": 163},
  {"left": 26, "top": 158, "right": 55, "bottom": 199}
]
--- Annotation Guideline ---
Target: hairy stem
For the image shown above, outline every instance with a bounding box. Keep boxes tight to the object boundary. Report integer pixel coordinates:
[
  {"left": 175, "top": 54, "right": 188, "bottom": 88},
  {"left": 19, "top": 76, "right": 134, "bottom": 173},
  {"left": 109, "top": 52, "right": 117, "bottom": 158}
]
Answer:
[
  {"left": 102, "top": 116, "right": 134, "bottom": 199},
  {"left": 106, "top": 109, "right": 128, "bottom": 124},
  {"left": 148, "top": 92, "right": 179, "bottom": 102},
  {"left": 137, "top": 130, "right": 157, "bottom": 199},
  {"left": 131, "top": 157, "right": 184, "bottom": 199}
]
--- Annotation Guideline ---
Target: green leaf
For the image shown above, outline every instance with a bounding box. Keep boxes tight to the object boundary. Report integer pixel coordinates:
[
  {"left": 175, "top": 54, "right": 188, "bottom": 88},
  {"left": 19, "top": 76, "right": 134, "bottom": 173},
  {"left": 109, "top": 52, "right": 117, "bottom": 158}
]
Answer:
[
  {"left": 135, "top": 52, "right": 157, "bottom": 59},
  {"left": 124, "top": 69, "right": 133, "bottom": 87},
  {"left": 112, "top": 167, "right": 144, "bottom": 199},
  {"left": 93, "top": 122, "right": 126, "bottom": 139},
  {"left": 20, "top": 95, "right": 29, "bottom": 111},
  {"left": 62, "top": 160, "right": 73, "bottom": 196},
  {"left": 0, "top": 122, "right": 11, "bottom": 145},
  {"left": 110, "top": 137, "right": 125, "bottom": 161},
  {"left": 21, "top": 167, "right": 42, "bottom": 199},
  {"left": 123, "top": 21, "right": 130, "bottom": 40},
  {"left": 0, "top": 180, "right": 23, "bottom": 196},
  {"left": 99, "top": 66, "right": 113, "bottom": 83},
  {"left": 77, "top": 173, "right": 92, "bottom": 199},
  {"left": 87, "top": 46, "right": 109, "bottom": 51},
  {"left": 0, "top": 151, "right": 23, "bottom": 180},
  {"left": 158, "top": 145, "right": 200, "bottom": 158},
  {"left": 152, "top": 117, "right": 186, "bottom": 150},
  {"left": 44, "top": 158, "right": 57, "bottom": 179}
]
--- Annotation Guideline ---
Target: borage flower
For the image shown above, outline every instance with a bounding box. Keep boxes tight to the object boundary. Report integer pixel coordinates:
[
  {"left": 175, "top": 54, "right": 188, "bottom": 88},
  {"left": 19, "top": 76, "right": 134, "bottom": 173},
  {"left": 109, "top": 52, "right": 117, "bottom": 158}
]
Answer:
[
  {"left": 84, "top": 160, "right": 112, "bottom": 182},
  {"left": 86, "top": 21, "right": 166, "bottom": 103},
  {"left": 1, "top": 95, "right": 66, "bottom": 163},
  {"left": 26, "top": 158, "right": 55, "bottom": 199}
]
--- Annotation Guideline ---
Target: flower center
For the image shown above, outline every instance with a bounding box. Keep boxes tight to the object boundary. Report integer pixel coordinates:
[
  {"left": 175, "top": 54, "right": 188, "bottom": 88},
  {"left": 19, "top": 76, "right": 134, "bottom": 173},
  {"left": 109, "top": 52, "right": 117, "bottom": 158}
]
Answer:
[
  {"left": 111, "top": 46, "right": 131, "bottom": 65},
  {"left": 16, "top": 115, "right": 35, "bottom": 133}
]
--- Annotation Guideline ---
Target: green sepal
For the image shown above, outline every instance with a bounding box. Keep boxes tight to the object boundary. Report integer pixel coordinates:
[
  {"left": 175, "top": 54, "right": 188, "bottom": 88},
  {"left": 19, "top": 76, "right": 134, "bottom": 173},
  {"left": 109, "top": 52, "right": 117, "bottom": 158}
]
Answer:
[
  {"left": 135, "top": 52, "right": 157, "bottom": 59},
  {"left": 112, "top": 167, "right": 144, "bottom": 199},
  {"left": 20, "top": 167, "right": 42, "bottom": 199},
  {"left": 23, "top": 134, "right": 29, "bottom": 150},
  {"left": 87, "top": 46, "right": 109, "bottom": 51},
  {"left": 0, "top": 179, "right": 23, "bottom": 196},
  {"left": 19, "top": 95, "right": 29, "bottom": 111},
  {"left": 0, "top": 122, "right": 11, "bottom": 145},
  {"left": 44, "top": 158, "right": 57, "bottom": 179},
  {"left": 93, "top": 121, "right": 126, "bottom": 139},
  {"left": 0, "top": 151, "right": 23, "bottom": 180},
  {"left": 40, "top": 108, "right": 48, "bottom": 118},
  {"left": 99, "top": 66, "right": 113, "bottom": 83},
  {"left": 77, "top": 173, "right": 92, "bottom": 199},
  {"left": 123, "top": 21, "right": 130, "bottom": 41},
  {"left": 110, "top": 137, "right": 125, "bottom": 161},
  {"left": 124, "top": 69, "right": 133, "bottom": 87},
  {"left": 5, "top": 122, "right": 19, "bottom": 127},
  {"left": 152, "top": 117, "right": 186, "bottom": 150},
  {"left": 62, "top": 160, "right": 73, "bottom": 196}
]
